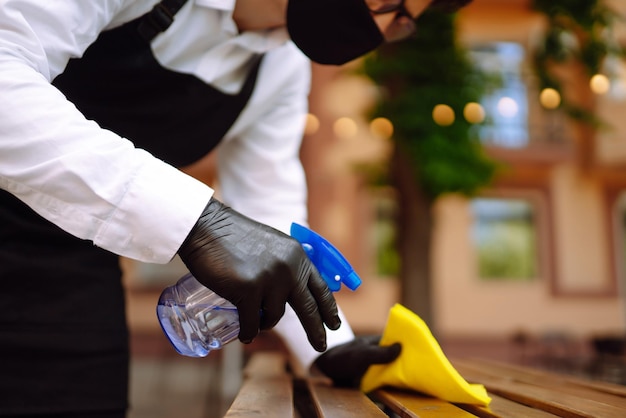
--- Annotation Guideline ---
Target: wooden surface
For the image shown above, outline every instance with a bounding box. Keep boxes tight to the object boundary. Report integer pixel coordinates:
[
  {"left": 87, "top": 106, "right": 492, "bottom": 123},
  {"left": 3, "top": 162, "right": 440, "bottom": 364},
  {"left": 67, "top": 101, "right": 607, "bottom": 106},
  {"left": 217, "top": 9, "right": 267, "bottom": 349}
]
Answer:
[
  {"left": 454, "top": 358, "right": 626, "bottom": 418},
  {"left": 306, "top": 378, "right": 387, "bottom": 417},
  {"left": 225, "top": 353, "right": 626, "bottom": 417},
  {"left": 223, "top": 352, "right": 293, "bottom": 418},
  {"left": 373, "top": 389, "right": 478, "bottom": 417}
]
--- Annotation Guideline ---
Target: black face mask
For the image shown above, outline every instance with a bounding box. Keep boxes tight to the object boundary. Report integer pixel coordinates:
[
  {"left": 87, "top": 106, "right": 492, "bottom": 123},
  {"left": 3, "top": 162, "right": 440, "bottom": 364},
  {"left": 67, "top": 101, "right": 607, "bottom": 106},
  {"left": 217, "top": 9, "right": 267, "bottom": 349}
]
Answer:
[{"left": 287, "top": 0, "right": 384, "bottom": 66}]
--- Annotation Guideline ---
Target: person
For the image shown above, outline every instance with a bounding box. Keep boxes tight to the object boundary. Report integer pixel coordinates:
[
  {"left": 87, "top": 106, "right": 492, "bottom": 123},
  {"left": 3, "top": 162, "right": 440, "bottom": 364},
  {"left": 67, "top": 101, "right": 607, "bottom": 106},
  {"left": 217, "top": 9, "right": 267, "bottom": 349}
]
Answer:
[{"left": 0, "top": 0, "right": 472, "bottom": 416}]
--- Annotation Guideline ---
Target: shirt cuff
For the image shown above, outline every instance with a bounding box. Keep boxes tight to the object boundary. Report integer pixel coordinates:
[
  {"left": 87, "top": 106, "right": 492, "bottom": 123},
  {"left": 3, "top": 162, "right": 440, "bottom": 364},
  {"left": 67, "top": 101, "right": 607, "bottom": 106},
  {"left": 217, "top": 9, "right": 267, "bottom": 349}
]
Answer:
[{"left": 94, "top": 155, "right": 214, "bottom": 263}]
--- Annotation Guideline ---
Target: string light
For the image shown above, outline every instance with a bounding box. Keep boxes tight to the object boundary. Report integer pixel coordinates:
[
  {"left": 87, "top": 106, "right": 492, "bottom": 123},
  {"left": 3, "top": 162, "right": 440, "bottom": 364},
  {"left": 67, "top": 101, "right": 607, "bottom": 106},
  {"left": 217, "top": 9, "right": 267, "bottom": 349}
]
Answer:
[
  {"left": 432, "top": 104, "right": 455, "bottom": 126},
  {"left": 590, "top": 74, "right": 610, "bottom": 95},
  {"left": 366, "top": 93, "right": 576, "bottom": 136},
  {"left": 333, "top": 117, "right": 358, "bottom": 139},
  {"left": 463, "top": 102, "right": 485, "bottom": 124},
  {"left": 304, "top": 113, "right": 320, "bottom": 135},
  {"left": 369, "top": 117, "right": 394, "bottom": 139},
  {"left": 539, "top": 88, "right": 561, "bottom": 109}
]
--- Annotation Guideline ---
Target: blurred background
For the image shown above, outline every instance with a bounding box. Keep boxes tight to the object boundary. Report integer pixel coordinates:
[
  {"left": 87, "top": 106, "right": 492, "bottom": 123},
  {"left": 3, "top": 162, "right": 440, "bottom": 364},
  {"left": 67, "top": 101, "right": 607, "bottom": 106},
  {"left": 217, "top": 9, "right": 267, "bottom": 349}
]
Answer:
[{"left": 122, "top": 0, "right": 626, "bottom": 416}]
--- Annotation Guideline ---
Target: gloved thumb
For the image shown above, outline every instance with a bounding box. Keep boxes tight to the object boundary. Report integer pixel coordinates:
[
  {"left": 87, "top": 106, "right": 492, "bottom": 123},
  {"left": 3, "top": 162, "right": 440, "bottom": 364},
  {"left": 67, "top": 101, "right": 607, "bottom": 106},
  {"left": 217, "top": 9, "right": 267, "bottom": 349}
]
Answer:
[{"left": 366, "top": 342, "right": 402, "bottom": 365}]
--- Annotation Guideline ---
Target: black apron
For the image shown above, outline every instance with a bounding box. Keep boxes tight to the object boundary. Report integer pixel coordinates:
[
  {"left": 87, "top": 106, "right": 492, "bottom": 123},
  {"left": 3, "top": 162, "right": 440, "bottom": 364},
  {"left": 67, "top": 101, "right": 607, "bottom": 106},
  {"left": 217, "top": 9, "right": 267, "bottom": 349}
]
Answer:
[{"left": 0, "top": 0, "right": 262, "bottom": 414}]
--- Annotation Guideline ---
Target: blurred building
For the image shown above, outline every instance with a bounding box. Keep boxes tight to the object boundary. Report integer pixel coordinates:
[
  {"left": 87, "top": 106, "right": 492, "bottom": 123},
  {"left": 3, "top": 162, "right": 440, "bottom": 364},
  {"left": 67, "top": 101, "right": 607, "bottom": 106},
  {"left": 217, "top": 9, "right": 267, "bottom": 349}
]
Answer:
[{"left": 302, "top": 0, "right": 626, "bottom": 364}]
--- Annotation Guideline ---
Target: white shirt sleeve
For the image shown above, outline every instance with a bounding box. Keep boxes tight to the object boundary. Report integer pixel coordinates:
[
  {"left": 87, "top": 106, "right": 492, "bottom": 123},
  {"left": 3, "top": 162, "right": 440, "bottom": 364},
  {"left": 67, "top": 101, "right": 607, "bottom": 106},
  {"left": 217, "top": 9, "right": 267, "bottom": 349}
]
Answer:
[
  {"left": 0, "top": 0, "right": 212, "bottom": 263},
  {"left": 216, "top": 48, "right": 310, "bottom": 234}
]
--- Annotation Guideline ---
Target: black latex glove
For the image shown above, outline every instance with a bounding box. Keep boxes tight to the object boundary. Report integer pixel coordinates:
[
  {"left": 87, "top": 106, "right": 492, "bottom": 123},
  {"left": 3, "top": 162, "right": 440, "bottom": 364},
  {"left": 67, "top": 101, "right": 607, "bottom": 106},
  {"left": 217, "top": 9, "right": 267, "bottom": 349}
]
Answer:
[
  {"left": 313, "top": 335, "right": 402, "bottom": 387},
  {"left": 178, "top": 198, "right": 340, "bottom": 351}
]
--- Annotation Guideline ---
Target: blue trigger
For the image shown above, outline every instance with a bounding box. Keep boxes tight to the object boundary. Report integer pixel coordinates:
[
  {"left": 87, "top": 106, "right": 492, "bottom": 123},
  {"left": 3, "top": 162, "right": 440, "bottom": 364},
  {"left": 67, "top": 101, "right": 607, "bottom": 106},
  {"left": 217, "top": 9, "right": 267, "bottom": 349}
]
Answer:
[{"left": 290, "top": 223, "right": 362, "bottom": 292}]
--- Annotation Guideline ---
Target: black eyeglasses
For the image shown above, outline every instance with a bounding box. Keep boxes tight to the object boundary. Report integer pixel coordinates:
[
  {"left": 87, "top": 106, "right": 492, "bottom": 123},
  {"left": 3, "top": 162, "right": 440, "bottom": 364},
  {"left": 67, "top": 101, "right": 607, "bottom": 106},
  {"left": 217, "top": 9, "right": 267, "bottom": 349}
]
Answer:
[{"left": 365, "top": 0, "right": 419, "bottom": 42}]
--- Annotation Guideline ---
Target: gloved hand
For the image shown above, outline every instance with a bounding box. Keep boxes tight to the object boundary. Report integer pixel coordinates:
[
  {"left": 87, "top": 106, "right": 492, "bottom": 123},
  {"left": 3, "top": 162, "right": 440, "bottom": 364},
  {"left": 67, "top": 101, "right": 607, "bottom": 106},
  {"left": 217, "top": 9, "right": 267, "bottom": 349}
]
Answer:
[
  {"left": 178, "top": 198, "right": 340, "bottom": 351},
  {"left": 313, "top": 335, "right": 401, "bottom": 387}
]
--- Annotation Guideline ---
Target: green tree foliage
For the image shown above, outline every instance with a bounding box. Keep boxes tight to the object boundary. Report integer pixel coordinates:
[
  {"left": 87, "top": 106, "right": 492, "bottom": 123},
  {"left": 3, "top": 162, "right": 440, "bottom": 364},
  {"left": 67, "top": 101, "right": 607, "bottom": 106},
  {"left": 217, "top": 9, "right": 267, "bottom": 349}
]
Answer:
[
  {"left": 362, "top": 9, "right": 499, "bottom": 199},
  {"left": 359, "top": 9, "right": 500, "bottom": 325}
]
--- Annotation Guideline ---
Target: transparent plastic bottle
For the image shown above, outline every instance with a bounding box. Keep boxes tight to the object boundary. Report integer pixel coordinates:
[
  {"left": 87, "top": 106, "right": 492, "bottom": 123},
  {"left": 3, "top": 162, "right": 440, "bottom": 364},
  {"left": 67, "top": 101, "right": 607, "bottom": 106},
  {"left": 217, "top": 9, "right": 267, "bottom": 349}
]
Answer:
[
  {"left": 157, "top": 223, "right": 361, "bottom": 358},
  {"left": 157, "top": 273, "right": 239, "bottom": 357}
]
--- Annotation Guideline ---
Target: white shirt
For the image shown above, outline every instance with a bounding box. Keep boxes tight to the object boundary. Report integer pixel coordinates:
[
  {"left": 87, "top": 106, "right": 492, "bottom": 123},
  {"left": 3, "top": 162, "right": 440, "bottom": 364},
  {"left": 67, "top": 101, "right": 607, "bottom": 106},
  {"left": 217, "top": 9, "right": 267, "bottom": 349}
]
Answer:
[
  {"left": 0, "top": 0, "right": 307, "bottom": 259},
  {"left": 0, "top": 0, "right": 352, "bottom": 369}
]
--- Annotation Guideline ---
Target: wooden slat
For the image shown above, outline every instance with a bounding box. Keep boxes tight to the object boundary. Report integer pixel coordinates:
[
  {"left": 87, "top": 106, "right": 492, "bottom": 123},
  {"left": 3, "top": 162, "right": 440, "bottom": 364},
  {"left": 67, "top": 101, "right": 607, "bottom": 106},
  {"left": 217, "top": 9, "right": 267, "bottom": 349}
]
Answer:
[
  {"left": 457, "top": 393, "right": 562, "bottom": 418},
  {"left": 454, "top": 358, "right": 626, "bottom": 399},
  {"left": 372, "top": 388, "right": 478, "bottom": 418},
  {"left": 453, "top": 363, "right": 626, "bottom": 418},
  {"left": 453, "top": 358, "right": 626, "bottom": 409},
  {"left": 306, "top": 378, "right": 388, "bottom": 418},
  {"left": 225, "top": 351, "right": 293, "bottom": 418},
  {"left": 456, "top": 362, "right": 626, "bottom": 410},
  {"left": 224, "top": 376, "right": 293, "bottom": 418}
]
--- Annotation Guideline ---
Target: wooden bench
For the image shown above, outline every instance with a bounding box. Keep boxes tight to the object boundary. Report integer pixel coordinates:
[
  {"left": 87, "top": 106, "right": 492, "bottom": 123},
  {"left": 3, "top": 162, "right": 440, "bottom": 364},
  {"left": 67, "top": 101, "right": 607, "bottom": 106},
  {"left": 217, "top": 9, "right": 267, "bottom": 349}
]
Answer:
[{"left": 224, "top": 352, "right": 626, "bottom": 417}]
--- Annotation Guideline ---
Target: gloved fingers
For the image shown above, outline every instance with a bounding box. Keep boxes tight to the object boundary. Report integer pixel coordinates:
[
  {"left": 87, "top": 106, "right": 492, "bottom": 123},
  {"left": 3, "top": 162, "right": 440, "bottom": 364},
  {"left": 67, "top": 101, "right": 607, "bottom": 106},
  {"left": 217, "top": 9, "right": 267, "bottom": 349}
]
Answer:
[
  {"left": 288, "top": 289, "right": 328, "bottom": 352},
  {"left": 259, "top": 291, "right": 287, "bottom": 330},
  {"left": 236, "top": 299, "right": 262, "bottom": 344},
  {"left": 305, "top": 265, "right": 341, "bottom": 330},
  {"left": 366, "top": 342, "right": 402, "bottom": 365}
]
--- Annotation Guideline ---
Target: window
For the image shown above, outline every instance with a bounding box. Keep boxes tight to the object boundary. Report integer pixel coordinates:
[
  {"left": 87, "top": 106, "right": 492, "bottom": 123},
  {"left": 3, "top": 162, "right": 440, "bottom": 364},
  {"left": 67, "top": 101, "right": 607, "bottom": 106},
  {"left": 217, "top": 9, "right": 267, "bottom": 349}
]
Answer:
[
  {"left": 470, "top": 196, "right": 538, "bottom": 280},
  {"left": 469, "top": 42, "right": 529, "bottom": 147}
]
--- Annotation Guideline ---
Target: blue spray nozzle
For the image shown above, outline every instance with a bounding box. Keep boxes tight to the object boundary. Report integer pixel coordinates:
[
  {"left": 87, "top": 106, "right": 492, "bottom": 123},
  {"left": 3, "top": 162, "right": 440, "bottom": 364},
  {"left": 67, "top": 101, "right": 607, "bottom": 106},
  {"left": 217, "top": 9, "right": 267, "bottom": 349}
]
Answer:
[{"left": 290, "top": 223, "right": 361, "bottom": 292}]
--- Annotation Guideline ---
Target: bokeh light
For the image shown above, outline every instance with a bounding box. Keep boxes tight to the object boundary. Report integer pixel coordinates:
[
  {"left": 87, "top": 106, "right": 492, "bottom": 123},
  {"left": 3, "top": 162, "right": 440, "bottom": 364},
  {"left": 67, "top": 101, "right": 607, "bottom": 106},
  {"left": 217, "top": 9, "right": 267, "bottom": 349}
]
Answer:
[
  {"left": 497, "top": 97, "right": 519, "bottom": 118},
  {"left": 539, "top": 88, "right": 561, "bottom": 109},
  {"left": 333, "top": 117, "right": 358, "bottom": 139},
  {"left": 463, "top": 102, "right": 485, "bottom": 124},
  {"left": 432, "top": 104, "right": 455, "bottom": 126},
  {"left": 590, "top": 74, "right": 610, "bottom": 95},
  {"left": 304, "top": 113, "right": 320, "bottom": 135},
  {"left": 369, "top": 117, "right": 394, "bottom": 139}
]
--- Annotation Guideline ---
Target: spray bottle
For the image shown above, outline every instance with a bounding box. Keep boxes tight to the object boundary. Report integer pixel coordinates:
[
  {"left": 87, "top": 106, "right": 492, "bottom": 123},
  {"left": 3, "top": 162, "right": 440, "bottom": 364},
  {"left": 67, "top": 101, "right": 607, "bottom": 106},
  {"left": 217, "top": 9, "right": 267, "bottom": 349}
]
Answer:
[{"left": 156, "top": 223, "right": 361, "bottom": 357}]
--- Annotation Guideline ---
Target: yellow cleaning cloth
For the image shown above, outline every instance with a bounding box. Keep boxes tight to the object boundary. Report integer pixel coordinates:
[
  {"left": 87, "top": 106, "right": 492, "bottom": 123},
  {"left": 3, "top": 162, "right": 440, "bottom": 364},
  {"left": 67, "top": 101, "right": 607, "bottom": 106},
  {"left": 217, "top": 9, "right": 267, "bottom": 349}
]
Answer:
[{"left": 361, "top": 304, "right": 491, "bottom": 406}]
